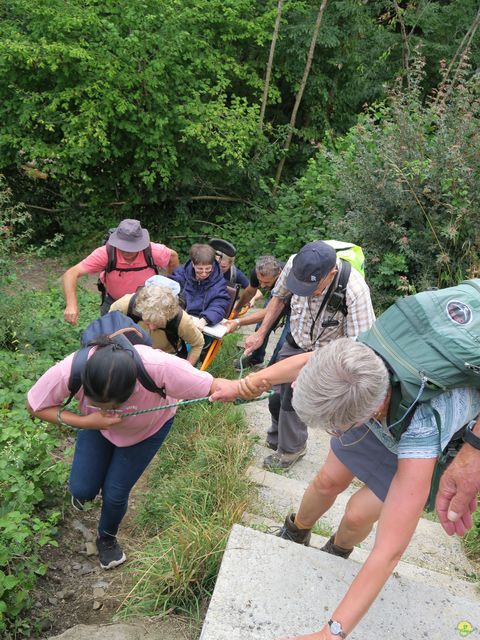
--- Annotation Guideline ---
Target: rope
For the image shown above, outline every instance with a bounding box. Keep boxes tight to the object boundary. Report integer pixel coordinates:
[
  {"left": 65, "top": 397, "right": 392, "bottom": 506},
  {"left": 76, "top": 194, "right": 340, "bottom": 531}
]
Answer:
[
  {"left": 120, "top": 350, "right": 269, "bottom": 417},
  {"left": 120, "top": 391, "right": 272, "bottom": 418}
]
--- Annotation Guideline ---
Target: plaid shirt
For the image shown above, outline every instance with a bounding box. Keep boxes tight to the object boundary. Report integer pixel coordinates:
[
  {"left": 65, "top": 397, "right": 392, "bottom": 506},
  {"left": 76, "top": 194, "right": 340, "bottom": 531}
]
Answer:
[{"left": 272, "top": 255, "right": 375, "bottom": 351}]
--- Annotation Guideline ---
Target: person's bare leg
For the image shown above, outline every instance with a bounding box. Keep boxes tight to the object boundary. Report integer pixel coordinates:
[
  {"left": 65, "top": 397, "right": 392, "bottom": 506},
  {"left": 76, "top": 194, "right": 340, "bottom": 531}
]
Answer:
[
  {"left": 294, "top": 449, "right": 354, "bottom": 530},
  {"left": 334, "top": 485, "right": 382, "bottom": 549}
]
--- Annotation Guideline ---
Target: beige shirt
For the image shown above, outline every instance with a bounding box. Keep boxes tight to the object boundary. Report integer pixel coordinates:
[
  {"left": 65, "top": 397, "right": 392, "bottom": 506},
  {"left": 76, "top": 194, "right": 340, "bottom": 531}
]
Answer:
[
  {"left": 272, "top": 256, "right": 375, "bottom": 350},
  {"left": 110, "top": 294, "right": 205, "bottom": 364}
]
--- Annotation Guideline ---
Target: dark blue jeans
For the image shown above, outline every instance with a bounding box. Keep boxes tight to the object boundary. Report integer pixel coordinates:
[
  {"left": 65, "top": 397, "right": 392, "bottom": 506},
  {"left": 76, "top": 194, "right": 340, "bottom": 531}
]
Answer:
[{"left": 69, "top": 418, "right": 174, "bottom": 538}]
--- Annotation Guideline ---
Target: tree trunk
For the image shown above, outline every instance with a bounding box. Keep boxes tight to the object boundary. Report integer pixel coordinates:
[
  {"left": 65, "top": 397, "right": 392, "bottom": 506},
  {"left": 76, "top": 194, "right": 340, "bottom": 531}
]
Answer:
[
  {"left": 259, "top": 0, "right": 284, "bottom": 132},
  {"left": 273, "top": 0, "right": 329, "bottom": 194}
]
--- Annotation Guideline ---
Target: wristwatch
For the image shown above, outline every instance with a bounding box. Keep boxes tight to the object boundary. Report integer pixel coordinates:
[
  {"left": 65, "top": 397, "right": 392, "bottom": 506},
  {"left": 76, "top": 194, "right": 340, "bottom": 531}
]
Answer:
[
  {"left": 328, "top": 619, "right": 347, "bottom": 638},
  {"left": 463, "top": 421, "right": 480, "bottom": 450}
]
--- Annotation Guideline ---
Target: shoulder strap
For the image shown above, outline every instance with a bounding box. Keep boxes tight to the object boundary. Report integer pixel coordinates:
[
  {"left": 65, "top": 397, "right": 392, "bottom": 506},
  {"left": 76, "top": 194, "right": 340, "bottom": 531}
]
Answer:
[
  {"left": 230, "top": 264, "right": 237, "bottom": 285},
  {"left": 164, "top": 309, "right": 184, "bottom": 349},
  {"left": 143, "top": 244, "right": 160, "bottom": 275},
  {"left": 126, "top": 292, "right": 143, "bottom": 324},
  {"left": 105, "top": 244, "right": 116, "bottom": 273},
  {"left": 325, "top": 259, "right": 351, "bottom": 316},
  {"left": 67, "top": 339, "right": 166, "bottom": 401}
]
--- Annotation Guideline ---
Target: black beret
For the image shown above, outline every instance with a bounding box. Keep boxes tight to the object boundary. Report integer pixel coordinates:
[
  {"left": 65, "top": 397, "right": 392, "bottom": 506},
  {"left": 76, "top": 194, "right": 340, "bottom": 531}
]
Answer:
[{"left": 209, "top": 238, "right": 236, "bottom": 257}]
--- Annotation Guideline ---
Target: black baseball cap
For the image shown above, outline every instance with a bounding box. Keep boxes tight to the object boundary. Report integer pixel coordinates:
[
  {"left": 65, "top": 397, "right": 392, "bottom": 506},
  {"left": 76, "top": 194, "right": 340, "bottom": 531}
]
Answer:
[{"left": 286, "top": 241, "right": 337, "bottom": 296}]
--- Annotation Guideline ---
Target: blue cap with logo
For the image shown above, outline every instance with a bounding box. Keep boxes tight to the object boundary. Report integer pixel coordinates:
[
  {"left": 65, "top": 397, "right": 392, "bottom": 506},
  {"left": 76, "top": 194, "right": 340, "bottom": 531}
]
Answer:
[{"left": 286, "top": 241, "right": 337, "bottom": 296}]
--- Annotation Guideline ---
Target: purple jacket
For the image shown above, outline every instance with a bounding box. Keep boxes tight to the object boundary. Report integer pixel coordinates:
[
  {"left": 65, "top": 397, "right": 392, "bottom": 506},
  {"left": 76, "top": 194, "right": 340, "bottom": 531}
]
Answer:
[{"left": 170, "top": 261, "right": 231, "bottom": 325}]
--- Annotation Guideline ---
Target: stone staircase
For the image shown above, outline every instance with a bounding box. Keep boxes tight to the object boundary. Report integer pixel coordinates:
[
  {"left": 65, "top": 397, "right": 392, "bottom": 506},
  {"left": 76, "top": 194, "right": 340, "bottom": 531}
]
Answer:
[{"left": 200, "top": 332, "right": 480, "bottom": 639}]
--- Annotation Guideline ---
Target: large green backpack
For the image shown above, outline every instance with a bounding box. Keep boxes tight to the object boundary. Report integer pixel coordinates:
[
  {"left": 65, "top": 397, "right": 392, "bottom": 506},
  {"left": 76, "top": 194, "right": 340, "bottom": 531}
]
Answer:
[
  {"left": 358, "top": 279, "right": 480, "bottom": 440},
  {"left": 359, "top": 279, "right": 480, "bottom": 510}
]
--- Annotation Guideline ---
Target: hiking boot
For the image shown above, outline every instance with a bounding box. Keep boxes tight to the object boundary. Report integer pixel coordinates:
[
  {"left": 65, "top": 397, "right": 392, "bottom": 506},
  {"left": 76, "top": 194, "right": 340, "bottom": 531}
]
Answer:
[
  {"left": 96, "top": 536, "right": 127, "bottom": 570},
  {"left": 71, "top": 495, "right": 87, "bottom": 512},
  {"left": 234, "top": 355, "right": 263, "bottom": 371},
  {"left": 320, "top": 534, "right": 353, "bottom": 559},
  {"left": 263, "top": 445, "right": 307, "bottom": 470},
  {"left": 264, "top": 440, "right": 277, "bottom": 451},
  {"left": 277, "top": 513, "right": 311, "bottom": 546}
]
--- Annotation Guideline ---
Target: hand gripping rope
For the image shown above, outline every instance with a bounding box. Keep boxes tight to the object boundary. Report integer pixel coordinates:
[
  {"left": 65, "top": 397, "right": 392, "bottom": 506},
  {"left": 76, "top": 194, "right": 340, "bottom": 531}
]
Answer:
[{"left": 119, "top": 352, "right": 271, "bottom": 418}]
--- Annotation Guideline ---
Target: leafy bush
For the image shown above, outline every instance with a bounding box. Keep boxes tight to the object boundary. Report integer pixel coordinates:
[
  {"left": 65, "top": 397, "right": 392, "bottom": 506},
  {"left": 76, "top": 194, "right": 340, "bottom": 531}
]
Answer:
[{"left": 0, "top": 273, "right": 99, "bottom": 636}]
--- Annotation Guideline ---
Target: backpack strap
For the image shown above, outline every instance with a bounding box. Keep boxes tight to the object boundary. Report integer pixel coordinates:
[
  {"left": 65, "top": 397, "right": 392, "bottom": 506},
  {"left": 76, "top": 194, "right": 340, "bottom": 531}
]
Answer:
[
  {"left": 230, "top": 264, "right": 237, "bottom": 285},
  {"left": 325, "top": 259, "right": 351, "bottom": 316},
  {"left": 164, "top": 310, "right": 188, "bottom": 358},
  {"left": 126, "top": 292, "right": 143, "bottom": 324},
  {"left": 105, "top": 244, "right": 116, "bottom": 272},
  {"left": 142, "top": 244, "right": 160, "bottom": 275},
  {"left": 309, "top": 260, "right": 351, "bottom": 346},
  {"left": 66, "top": 337, "right": 166, "bottom": 403}
]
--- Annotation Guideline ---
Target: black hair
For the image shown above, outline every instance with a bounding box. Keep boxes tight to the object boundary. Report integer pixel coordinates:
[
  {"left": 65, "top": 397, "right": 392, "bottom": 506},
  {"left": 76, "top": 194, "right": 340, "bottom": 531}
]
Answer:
[{"left": 83, "top": 336, "right": 137, "bottom": 405}]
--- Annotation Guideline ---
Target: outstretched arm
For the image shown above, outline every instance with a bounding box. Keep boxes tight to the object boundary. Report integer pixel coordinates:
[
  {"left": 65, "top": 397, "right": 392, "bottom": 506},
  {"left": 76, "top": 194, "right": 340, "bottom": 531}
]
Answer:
[
  {"left": 209, "top": 351, "right": 313, "bottom": 402},
  {"left": 243, "top": 296, "right": 286, "bottom": 355},
  {"left": 234, "top": 285, "right": 259, "bottom": 314},
  {"left": 436, "top": 416, "right": 480, "bottom": 535},
  {"left": 277, "top": 457, "right": 436, "bottom": 640},
  {"left": 63, "top": 263, "right": 90, "bottom": 326}
]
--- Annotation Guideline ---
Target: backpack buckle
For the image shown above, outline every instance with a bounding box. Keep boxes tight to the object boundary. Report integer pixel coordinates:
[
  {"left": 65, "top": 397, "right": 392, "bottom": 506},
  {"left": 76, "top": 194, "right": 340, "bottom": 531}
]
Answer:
[{"left": 465, "top": 362, "right": 480, "bottom": 375}]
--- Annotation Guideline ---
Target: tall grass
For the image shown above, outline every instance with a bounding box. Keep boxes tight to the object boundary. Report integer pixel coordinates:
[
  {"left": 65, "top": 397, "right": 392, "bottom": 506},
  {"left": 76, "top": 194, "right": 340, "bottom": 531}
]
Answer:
[{"left": 119, "top": 335, "right": 256, "bottom": 619}]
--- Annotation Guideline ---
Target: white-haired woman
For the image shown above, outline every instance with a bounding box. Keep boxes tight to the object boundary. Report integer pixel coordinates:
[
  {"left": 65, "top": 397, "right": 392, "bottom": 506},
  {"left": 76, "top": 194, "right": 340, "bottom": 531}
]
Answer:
[
  {"left": 211, "top": 337, "right": 480, "bottom": 639},
  {"left": 110, "top": 285, "right": 204, "bottom": 365}
]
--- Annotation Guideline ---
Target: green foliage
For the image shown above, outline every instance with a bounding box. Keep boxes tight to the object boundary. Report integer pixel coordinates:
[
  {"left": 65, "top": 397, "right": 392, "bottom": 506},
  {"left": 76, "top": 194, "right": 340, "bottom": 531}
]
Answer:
[
  {"left": 0, "top": 346, "right": 68, "bottom": 636},
  {"left": 2, "top": 0, "right": 479, "bottom": 249},
  {"left": 464, "top": 507, "right": 480, "bottom": 567},
  {"left": 331, "top": 57, "right": 480, "bottom": 306},
  {"left": 0, "top": 266, "right": 100, "bottom": 636}
]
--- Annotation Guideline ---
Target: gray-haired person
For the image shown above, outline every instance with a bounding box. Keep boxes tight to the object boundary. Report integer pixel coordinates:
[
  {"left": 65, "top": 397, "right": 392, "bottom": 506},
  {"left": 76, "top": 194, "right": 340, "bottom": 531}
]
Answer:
[
  {"left": 210, "top": 337, "right": 480, "bottom": 640},
  {"left": 226, "top": 256, "right": 289, "bottom": 369},
  {"left": 243, "top": 241, "right": 375, "bottom": 470}
]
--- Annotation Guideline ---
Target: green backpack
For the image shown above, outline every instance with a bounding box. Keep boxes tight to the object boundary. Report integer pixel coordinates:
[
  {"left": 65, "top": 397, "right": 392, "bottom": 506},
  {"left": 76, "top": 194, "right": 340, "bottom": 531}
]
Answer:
[{"left": 358, "top": 279, "right": 480, "bottom": 509}]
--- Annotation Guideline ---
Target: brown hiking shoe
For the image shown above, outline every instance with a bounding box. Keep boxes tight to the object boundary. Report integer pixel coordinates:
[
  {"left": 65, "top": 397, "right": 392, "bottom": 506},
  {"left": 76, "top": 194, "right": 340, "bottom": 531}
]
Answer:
[
  {"left": 320, "top": 534, "right": 353, "bottom": 559},
  {"left": 263, "top": 445, "right": 307, "bottom": 470},
  {"left": 277, "top": 513, "right": 311, "bottom": 546}
]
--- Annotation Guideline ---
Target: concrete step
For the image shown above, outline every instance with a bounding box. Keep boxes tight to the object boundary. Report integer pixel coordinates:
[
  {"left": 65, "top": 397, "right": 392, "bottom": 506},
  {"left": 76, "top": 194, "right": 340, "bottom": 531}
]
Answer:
[
  {"left": 200, "top": 524, "right": 480, "bottom": 640},
  {"left": 247, "top": 466, "right": 476, "bottom": 579},
  {"left": 241, "top": 513, "right": 479, "bottom": 600}
]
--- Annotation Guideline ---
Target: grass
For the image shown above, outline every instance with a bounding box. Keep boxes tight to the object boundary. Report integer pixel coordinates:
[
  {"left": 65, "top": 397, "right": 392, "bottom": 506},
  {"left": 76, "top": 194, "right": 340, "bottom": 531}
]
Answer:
[
  {"left": 464, "top": 509, "right": 480, "bottom": 565},
  {"left": 117, "top": 334, "right": 257, "bottom": 621}
]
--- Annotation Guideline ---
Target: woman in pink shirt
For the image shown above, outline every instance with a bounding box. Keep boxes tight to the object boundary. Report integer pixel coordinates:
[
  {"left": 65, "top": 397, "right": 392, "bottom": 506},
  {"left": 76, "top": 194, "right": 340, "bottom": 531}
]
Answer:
[{"left": 27, "top": 337, "right": 226, "bottom": 570}]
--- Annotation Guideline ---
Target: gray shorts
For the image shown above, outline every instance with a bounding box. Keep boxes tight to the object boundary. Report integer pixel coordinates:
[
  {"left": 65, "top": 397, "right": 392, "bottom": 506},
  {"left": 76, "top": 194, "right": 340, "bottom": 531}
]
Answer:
[{"left": 330, "top": 424, "right": 398, "bottom": 502}]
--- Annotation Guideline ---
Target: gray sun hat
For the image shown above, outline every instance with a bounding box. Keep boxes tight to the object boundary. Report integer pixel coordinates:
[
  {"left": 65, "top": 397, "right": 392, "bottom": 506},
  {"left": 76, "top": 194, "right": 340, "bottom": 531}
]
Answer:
[
  {"left": 286, "top": 241, "right": 337, "bottom": 296},
  {"left": 108, "top": 219, "right": 150, "bottom": 252}
]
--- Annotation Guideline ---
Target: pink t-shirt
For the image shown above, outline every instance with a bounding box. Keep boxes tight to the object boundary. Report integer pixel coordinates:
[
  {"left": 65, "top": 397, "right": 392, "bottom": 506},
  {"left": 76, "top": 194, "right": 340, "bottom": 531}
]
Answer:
[
  {"left": 80, "top": 243, "right": 172, "bottom": 300},
  {"left": 27, "top": 345, "right": 214, "bottom": 447}
]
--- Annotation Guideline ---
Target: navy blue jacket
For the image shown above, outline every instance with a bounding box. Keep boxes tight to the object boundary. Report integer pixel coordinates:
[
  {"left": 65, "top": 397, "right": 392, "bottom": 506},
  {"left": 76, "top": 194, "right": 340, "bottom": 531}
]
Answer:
[{"left": 170, "top": 261, "right": 231, "bottom": 325}]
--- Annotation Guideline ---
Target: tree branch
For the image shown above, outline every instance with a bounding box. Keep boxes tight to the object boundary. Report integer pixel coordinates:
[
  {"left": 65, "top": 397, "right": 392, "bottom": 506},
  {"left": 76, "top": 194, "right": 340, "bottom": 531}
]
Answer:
[
  {"left": 273, "top": 0, "right": 329, "bottom": 193},
  {"left": 259, "top": 0, "right": 284, "bottom": 131}
]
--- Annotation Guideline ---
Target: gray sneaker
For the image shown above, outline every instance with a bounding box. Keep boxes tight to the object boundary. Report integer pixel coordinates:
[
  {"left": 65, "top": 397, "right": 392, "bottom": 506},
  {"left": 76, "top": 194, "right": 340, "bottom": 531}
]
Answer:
[
  {"left": 96, "top": 536, "right": 126, "bottom": 570},
  {"left": 263, "top": 445, "right": 307, "bottom": 470},
  {"left": 277, "top": 513, "right": 311, "bottom": 546}
]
